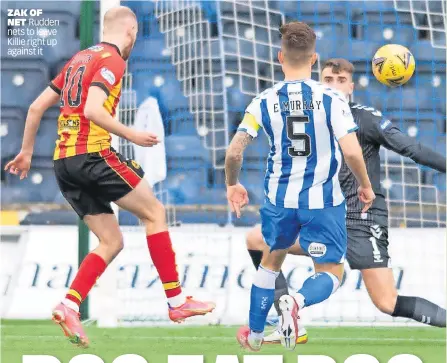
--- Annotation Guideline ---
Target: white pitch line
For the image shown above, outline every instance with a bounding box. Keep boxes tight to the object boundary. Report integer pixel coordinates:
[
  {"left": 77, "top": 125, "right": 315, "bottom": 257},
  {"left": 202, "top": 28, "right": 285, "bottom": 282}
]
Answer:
[{"left": 2, "top": 336, "right": 445, "bottom": 343}]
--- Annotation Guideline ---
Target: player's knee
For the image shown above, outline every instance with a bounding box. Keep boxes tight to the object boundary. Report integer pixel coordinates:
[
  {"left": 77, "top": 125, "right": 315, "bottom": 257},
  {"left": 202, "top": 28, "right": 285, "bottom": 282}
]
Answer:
[
  {"left": 141, "top": 199, "right": 166, "bottom": 224},
  {"left": 99, "top": 233, "right": 124, "bottom": 254},
  {"left": 373, "top": 294, "right": 398, "bottom": 315},
  {"left": 246, "top": 227, "right": 263, "bottom": 250}
]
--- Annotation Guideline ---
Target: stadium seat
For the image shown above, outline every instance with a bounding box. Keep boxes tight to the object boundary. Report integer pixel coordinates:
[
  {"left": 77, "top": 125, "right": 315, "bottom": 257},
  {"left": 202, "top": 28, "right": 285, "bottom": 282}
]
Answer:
[
  {"left": 384, "top": 110, "right": 445, "bottom": 138},
  {"left": 411, "top": 41, "right": 446, "bottom": 71},
  {"left": 243, "top": 136, "right": 270, "bottom": 171},
  {"left": 1, "top": 59, "right": 49, "bottom": 107},
  {"left": 20, "top": 210, "right": 79, "bottom": 225},
  {"left": 165, "top": 135, "right": 211, "bottom": 170},
  {"left": 239, "top": 169, "right": 265, "bottom": 204},
  {"left": 1, "top": 185, "right": 41, "bottom": 204},
  {"left": 339, "top": 40, "right": 378, "bottom": 73},
  {"left": 44, "top": 38, "right": 80, "bottom": 68},
  {"left": 1, "top": 107, "right": 25, "bottom": 158},
  {"left": 383, "top": 88, "right": 434, "bottom": 112},
  {"left": 5, "top": 165, "right": 58, "bottom": 202},
  {"left": 167, "top": 111, "right": 196, "bottom": 136},
  {"left": 119, "top": 210, "right": 140, "bottom": 226},
  {"left": 357, "top": 24, "right": 416, "bottom": 45},
  {"left": 132, "top": 38, "right": 171, "bottom": 61},
  {"left": 34, "top": 108, "right": 60, "bottom": 158},
  {"left": 227, "top": 88, "right": 254, "bottom": 113}
]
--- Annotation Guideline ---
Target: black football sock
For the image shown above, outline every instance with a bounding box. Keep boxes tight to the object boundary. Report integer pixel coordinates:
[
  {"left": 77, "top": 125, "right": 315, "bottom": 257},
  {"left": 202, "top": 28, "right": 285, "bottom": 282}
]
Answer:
[
  {"left": 248, "top": 249, "right": 288, "bottom": 315},
  {"left": 248, "top": 249, "right": 263, "bottom": 270},
  {"left": 273, "top": 271, "right": 289, "bottom": 316},
  {"left": 392, "top": 295, "right": 446, "bottom": 327}
]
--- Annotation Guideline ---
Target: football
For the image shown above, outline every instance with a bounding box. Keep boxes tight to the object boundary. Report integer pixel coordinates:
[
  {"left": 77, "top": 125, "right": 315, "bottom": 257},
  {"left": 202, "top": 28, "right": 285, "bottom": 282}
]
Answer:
[{"left": 372, "top": 44, "right": 415, "bottom": 87}]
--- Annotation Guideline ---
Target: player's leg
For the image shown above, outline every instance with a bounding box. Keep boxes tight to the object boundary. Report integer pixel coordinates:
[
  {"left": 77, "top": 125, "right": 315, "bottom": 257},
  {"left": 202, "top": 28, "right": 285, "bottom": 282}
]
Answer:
[
  {"left": 115, "top": 177, "right": 215, "bottom": 321},
  {"left": 246, "top": 225, "right": 306, "bottom": 315},
  {"left": 295, "top": 203, "right": 346, "bottom": 310},
  {"left": 347, "top": 225, "right": 446, "bottom": 327},
  {"left": 238, "top": 200, "right": 300, "bottom": 351},
  {"left": 52, "top": 156, "right": 123, "bottom": 347}
]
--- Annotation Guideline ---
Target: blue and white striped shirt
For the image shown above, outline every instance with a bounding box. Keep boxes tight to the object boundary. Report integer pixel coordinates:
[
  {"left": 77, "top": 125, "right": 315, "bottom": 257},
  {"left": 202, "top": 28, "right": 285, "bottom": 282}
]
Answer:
[{"left": 238, "top": 79, "right": 358, "bottom": 209}]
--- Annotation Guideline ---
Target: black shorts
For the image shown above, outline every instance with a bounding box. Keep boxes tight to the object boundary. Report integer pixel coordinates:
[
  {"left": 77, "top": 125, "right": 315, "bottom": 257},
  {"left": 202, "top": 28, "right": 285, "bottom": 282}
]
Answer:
[
  {"left": 346, "top": 224, "right": 391, "bottom": 270},
  {"left": 54, "top": 149, "right": 144, "bottom": 219}
]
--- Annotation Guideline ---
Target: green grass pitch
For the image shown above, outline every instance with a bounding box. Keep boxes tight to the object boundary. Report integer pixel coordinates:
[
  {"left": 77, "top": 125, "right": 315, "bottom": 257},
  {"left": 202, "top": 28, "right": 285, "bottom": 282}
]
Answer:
[{"left": 1, "top": 320, "right": 445, "bottom": 363}]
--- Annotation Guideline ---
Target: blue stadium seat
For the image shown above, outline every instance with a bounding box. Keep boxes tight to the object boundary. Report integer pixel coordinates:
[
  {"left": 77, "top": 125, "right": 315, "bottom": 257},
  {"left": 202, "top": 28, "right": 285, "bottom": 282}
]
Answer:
[
  {"left": 119, "top": 210, "right": 139, "bottom": 226},
  {"left": 132, "top": 38, "right": 171, "bottom": 61},
  {"left": 1, "top": 59, "right": 49, "bottom": 107},
  {"left": 358, "top": 24, "right": 416, "bottom": 45},
  {"left": 165, "top": 135, "right": 211, "bottom": 169},
  {"left": 1, "top": 185, "right": 41, "bottom": 204},
  {"left": 34, "top": 108, "right": 59, "bottom": 158},
  {"left": 411, "top": 41, "right": 446, "bottom": 70},
  {"left": 158, "top": 78, "right": 190, "bottom": 113},
  {"left": 239, "top": 169, "right": 265, "bottom": 204},
  {"left": 164, "top": 170, "right": 205, "bottom": 204},
  {"left": 384, "top": 110, "right": 445, "bottom": 138},
  {"left": 383, "top": 88, "right": 435, "bottom": 112},
  {"left": 227, "top": 88, "right": 253, "bottom": 113},
  {"left": 5, "top": 166, "right": 58, "bottom": 202},
  {"left": 243, "top": 136, "right": 269, "bottom": 171},
  {"left": 1, "top": 107, "right": 25, "bottom": 157},
  {"left": 339, "top": 40, "right": 378, "bottom": 72},
  {"left": 44, "top": 38, "right": 80, "bottom": 68},
  {"left": 224, "top": 37, "right": 270, "bottom": 60},
  {"left": 350, "top": 1, "right": 413, "bottom": 25},
  {"left": 168, "top": 111, "right": 196, "bottom": 136}
]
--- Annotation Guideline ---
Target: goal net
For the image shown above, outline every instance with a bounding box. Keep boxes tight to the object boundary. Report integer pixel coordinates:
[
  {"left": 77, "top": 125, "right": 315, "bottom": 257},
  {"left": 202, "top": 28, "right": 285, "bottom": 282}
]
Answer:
[{"left": 96, "top": 0, "right": 446, "bottom": 327}]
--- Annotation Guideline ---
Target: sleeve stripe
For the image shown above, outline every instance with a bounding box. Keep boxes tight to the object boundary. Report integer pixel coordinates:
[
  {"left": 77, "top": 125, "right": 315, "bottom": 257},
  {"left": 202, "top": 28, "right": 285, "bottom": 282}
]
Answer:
[
  {"left": 49, "top": 82, "right": 61, "bottom": 95},
  {"left": 90, "top": 82, "right": 110, "bottom": 97},
  {"left": 237, "top": 128, "right": 248, "bottom": 133},
  {"left": 347, "top": 126, "right": 359, "bottom": 133}
]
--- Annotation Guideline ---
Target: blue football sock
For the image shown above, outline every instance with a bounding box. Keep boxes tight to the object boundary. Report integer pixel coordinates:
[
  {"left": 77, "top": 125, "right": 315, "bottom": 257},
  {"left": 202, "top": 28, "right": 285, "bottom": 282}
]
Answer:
[
  {"left": 297, "top": 272, "right": 339, "bottom": 308},
  {"left": 249, "top": 265, "right": 279, "bottom": 333}
]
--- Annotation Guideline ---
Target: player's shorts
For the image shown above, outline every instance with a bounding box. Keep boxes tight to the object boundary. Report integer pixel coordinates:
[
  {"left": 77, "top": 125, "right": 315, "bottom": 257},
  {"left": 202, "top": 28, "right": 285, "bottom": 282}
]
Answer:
[
  {"left": 260, "top": 199, "right": 347, "bottom": 264},
  {"left": 54, "top": 148, "right": 145, "bottom": 219},
  {"left": 346, "top": 224, "right": 390, "bottom": 270}
]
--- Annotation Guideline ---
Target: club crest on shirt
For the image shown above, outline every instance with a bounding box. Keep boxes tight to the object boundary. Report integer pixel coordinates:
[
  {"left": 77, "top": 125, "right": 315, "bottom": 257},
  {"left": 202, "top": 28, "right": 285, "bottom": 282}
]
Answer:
[{"left": 100, "top": 68, "right": 116, "bottom": 85}]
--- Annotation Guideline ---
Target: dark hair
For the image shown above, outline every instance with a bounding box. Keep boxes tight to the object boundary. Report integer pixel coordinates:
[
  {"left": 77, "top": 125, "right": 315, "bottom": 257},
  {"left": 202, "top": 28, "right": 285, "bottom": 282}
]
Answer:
[
  {"left": 279, "top": 21, "right": 316, "bottom": 66},
  {"left": 323, "top": 58, "right": 355, "bottom": 74}
]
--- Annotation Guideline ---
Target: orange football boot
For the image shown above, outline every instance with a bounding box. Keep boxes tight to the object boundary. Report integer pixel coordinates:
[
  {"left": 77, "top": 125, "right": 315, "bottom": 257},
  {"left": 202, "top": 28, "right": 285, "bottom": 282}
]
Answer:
[
  {"left": 52, "top": 303, "right": 89, "bottom": 348},
  {"left": 168, "top": 296, "right": 216, "bottom": 323}
]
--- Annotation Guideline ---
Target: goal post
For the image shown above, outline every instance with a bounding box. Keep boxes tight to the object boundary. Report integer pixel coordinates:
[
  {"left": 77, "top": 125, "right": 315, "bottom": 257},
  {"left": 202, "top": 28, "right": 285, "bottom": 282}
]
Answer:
[{"left": 77, "top": 0, "right": 95, "bottom": 321}]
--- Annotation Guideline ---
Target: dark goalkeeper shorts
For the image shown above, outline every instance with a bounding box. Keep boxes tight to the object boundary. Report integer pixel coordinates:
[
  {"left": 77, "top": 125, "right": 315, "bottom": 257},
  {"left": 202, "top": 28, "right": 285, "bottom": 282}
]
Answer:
[
  {"left": 346, "top": 224, "right": 391, "bottom": 270},
  {"left": 54, "top": 148, "right": 145, "bottom": 219}
]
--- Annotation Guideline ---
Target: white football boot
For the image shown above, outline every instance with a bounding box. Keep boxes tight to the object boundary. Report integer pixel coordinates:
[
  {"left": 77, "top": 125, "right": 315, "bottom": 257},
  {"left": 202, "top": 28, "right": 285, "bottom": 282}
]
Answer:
[{"left": 263, "top": 296, "right": 308, "bottom": 348}]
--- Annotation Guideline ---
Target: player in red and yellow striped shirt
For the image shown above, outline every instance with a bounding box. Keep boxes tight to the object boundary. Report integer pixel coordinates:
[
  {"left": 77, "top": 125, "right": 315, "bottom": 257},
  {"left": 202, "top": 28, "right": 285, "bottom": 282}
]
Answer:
[{"left": 5, "top": 6, "right": 215, "bottom": 348}]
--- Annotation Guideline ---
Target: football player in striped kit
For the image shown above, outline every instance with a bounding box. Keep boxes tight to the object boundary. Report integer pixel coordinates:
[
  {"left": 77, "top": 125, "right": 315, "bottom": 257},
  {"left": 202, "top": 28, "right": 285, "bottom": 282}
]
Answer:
[
  {"left": 225, "top": 22, "right": 375, "bottom": 351},
  {"left": 246, "top": 58, "right": 447, "bottom": 346}
]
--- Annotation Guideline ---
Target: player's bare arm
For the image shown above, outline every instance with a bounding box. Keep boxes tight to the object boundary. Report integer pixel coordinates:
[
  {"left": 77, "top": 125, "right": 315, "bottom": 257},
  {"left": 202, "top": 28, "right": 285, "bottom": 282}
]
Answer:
[
  {"left": 224, "top": 130, "right": 252, "bottom": 218},
  {"left": 338, "top": 132, "right": 376, "bottom": 212},
  {"left": 5, "top": 86, "right": 60, "bottom": 179},
  {"left": 84, "top": 86, "right": 160, "bottom": 147}
]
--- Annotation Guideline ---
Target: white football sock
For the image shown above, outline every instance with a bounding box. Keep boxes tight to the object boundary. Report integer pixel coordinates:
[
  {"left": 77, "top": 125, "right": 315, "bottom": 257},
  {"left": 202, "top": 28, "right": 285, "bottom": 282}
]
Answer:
[
  {"left": 168, "top": 293, "right": 186, "bottom": 308},
  {"left": 62, "top": 298, "right": 79, "bottom": 312},
  {"left": 294, "top": 293, "right": 305, "bottom": 310}
]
